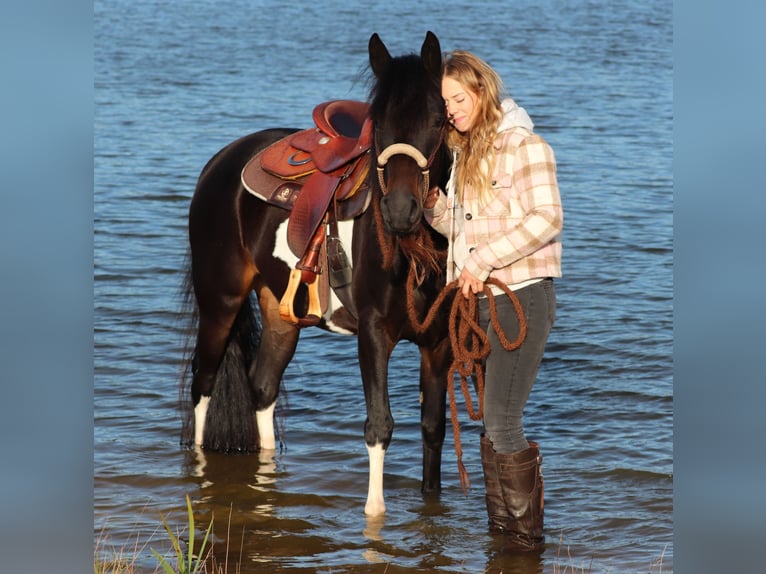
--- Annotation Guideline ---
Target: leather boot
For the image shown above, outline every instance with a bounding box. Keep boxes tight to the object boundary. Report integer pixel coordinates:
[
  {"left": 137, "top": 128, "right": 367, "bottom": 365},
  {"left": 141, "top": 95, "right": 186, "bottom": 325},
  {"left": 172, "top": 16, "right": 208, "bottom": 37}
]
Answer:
[
  {"left": 480, "top": 434, "right": 511, "bottom": 532},
  {"left": 495, "top": 441, "right": 545, "bottom": 552}
]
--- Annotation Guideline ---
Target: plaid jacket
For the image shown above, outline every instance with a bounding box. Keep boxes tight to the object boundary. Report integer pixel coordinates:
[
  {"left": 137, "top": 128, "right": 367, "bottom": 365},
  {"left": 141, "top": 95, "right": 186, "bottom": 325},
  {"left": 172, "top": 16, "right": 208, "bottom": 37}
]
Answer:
[{"left": 426, "top": 126, "right": 563, "bottom": 286}]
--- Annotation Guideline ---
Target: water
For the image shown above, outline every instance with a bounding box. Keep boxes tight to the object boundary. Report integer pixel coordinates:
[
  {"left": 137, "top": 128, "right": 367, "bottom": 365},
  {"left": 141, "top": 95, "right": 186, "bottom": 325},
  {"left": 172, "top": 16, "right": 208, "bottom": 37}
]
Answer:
[{"left": 94, "top": 0, "right": 673, "bottom": 571}]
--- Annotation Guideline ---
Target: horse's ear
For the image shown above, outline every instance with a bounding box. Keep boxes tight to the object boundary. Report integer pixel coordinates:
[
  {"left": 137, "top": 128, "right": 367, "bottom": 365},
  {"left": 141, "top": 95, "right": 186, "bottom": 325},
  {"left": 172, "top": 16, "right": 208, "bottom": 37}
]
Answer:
[
  {"left": 421, "top": 31, "right": 442, "bottom": 81},
  {"left": 369, "top": 33, "right": 391, "bottom": 78}
]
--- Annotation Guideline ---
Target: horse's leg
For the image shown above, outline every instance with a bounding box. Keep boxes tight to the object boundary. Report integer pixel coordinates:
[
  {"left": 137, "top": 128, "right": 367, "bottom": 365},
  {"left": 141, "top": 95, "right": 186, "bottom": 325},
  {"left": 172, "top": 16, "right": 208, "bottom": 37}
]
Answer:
[
  {"left": 358, "top": 313, "right": 396, "bottom": 516},
  {"left": 419, "top": 338, "right": 451, "bottom": 494},
  {"left": 248, "top": 281, "right": 300, "bottom": 450},
  {"left": 191, "top": 294, "right": 249, "bottom": 447},
  {"left": 190, "top": 239, "right": 261, "bottom": 451}
]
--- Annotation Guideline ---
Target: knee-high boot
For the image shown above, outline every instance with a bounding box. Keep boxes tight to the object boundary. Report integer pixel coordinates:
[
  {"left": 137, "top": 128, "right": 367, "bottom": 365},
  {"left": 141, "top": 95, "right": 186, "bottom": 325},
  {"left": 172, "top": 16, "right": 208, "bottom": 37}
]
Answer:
[
  {"left": 495, "top": 440, "right": 545, "bottom": 552},
  {"left": 480, "top": 434, "right": 512, "bottom": 532}
]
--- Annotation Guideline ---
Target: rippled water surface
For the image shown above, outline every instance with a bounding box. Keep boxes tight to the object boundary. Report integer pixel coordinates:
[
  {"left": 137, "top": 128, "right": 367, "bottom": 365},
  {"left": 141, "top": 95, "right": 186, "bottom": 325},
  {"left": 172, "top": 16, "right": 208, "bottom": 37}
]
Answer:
[{"left": 94, "top": 0, "right": 673, "bottom": 572}]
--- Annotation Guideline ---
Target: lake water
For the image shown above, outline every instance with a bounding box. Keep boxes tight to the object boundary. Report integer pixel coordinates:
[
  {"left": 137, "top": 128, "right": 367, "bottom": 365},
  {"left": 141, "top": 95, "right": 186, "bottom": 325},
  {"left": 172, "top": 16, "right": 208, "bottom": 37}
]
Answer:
[{"left": 94, "top": 0, "right": 673, "bottom": 572}]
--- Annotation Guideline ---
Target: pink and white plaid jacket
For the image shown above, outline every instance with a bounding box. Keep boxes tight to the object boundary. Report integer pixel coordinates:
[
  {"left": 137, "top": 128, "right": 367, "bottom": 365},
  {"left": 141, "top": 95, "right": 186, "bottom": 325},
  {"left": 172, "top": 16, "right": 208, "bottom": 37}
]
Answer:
[{"left": 426, "top": 125, "right": 563, "bottom": 287}]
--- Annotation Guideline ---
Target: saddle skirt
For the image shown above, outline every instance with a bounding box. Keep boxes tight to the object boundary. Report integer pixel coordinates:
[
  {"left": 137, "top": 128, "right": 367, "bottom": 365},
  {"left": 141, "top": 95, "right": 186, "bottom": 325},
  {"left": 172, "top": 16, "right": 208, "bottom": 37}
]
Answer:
[{"left": 241, "top": 100, "right": 373, "bottom": 258}]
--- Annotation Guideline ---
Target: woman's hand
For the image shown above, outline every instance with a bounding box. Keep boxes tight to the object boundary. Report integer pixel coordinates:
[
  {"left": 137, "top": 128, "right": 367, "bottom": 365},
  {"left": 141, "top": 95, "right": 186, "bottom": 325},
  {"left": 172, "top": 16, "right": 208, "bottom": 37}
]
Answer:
[
  {"left": 458, "top": 267, "right": 484, "bottom": 299},
  {"left": 424, "top": 186, "right": 442, "bottom": 209}
]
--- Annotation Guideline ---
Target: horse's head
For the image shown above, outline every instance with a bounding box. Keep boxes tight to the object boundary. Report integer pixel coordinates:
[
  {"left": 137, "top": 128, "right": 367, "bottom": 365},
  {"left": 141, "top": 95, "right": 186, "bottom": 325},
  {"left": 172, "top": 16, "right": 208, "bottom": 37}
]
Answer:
[{"left": 368, "top": 31, "right": 449, "bottom": 237}]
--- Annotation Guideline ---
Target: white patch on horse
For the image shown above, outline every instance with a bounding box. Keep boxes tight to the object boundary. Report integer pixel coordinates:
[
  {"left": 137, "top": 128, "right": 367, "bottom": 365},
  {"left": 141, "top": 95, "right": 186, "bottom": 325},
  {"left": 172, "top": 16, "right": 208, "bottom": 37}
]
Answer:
[
  {"left": 273, "top": 219, "right": 293, "bottom": 267},
  {"left": 256, "top": 402, "right": 277, "bottom": 450},
  {"left": 325, "top": 319, "right": 355, "bottom": 335},
  {"left": 194, "top": 395, "right": 211, "bottom": 446},
  {"left": 274, "top": 217, "right": 356, "bottom": 335},
  {"left": 365, "top": 443, "right": 387, "bottom": 516}
]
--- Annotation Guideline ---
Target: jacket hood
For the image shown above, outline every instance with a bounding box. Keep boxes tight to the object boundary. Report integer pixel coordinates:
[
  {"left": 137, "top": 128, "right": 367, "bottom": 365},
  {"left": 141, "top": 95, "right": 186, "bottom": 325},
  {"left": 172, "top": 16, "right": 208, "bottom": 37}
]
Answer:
[{"left": 497, "top": 98, "right": 534, "bottom": 132}]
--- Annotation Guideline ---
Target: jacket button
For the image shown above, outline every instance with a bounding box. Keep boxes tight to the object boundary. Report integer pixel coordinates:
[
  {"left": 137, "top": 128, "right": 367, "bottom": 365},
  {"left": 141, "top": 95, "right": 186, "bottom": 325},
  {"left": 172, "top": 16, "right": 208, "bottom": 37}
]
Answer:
[{"left": 465, "top": 213, "right": 472, "bottom": 220}]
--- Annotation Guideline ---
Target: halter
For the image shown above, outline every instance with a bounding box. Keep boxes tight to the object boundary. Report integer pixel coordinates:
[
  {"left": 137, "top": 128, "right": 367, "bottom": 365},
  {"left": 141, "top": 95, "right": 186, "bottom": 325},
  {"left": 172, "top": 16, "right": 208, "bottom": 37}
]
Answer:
[{"left": 374, "top": 121, "right": 446, "bottom": 201}]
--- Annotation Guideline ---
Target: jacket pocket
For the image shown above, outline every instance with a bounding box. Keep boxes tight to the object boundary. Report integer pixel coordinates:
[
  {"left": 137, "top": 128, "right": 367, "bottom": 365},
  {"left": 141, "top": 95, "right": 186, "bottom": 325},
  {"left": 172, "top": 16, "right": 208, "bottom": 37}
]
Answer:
[{"left": 481, "top": 175, "right": 523, "bottom": 219}]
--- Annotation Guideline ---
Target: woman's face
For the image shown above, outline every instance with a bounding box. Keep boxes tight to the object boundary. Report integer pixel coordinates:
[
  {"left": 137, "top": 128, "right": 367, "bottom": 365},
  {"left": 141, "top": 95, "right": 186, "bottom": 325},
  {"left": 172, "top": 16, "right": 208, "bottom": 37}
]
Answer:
[{"left": 442, "top": 76, "right": 479, "bottom": 133}]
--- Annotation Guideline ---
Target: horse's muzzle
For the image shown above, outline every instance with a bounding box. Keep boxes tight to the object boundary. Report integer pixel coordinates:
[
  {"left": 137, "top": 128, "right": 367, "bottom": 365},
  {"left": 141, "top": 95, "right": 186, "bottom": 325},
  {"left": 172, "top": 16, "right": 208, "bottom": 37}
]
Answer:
[{"left": 380, "top": 194, "right": 422, "bottom": 235}]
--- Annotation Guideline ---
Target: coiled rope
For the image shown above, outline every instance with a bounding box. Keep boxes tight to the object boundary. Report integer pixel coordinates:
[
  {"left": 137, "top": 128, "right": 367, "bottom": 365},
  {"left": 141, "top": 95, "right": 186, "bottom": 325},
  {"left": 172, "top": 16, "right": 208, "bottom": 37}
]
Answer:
[{"left": 406, "top": 269, "right": 527, "bottom": 493}]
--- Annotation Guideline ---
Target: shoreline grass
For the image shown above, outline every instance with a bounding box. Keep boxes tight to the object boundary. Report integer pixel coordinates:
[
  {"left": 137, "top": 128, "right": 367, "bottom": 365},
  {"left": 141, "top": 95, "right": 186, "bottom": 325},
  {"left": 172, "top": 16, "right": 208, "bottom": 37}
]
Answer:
[{"left": 151, "top": 494, "right": 213, "bottom": 574}]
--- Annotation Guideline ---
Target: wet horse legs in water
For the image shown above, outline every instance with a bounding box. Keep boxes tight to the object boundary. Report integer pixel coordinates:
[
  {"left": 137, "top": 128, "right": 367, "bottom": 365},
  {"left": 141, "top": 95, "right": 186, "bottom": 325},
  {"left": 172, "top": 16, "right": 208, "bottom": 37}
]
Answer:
[
  {"left": 247, "top": 284, "right": 301, "bottom": 450},
  {"left": 191, "top": 274, "right": 299, "bottom": 453}
]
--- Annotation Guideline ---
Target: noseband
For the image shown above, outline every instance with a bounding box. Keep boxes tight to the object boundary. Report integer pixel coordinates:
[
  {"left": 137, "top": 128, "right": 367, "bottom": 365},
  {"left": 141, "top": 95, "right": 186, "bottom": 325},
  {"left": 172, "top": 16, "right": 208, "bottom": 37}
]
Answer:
[{"left": 374, "top": 122, "right": 446, "bottom": 201}]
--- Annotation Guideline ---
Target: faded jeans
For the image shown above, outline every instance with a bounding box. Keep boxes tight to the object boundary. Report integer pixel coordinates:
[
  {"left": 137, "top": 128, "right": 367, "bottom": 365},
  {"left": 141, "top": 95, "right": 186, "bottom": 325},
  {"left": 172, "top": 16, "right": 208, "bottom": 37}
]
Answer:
[{"left": 478, "top": 278, "right": 556, "bottom": 454}]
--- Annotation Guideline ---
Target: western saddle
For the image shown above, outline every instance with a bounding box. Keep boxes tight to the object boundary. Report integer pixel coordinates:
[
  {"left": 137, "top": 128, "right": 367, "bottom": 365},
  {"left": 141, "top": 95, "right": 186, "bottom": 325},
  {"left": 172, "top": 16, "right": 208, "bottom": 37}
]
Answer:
[{"left": 241, "top": 100, "right": 373, "bottom": 327}]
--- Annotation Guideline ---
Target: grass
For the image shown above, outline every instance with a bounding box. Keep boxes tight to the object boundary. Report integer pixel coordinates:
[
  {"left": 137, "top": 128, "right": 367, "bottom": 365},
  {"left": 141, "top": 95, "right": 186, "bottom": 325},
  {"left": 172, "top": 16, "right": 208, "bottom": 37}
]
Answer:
[
  {"left": 150, "top": 494, "right": 213, "bottom": 574},
  {"left": 95, "top": 497, "right": 245, "bottom": 574},
  {"left": 94, "top": 519, "right": 159, "bottom": 574}
]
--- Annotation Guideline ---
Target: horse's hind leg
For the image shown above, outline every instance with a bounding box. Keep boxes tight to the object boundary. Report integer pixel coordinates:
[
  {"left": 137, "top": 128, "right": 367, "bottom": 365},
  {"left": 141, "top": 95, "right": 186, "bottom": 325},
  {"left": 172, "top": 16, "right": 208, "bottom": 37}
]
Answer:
[
  {"left": 248, "top": 282, "right": 300, "bottom": 450},
  {"left": 190, "top": 250, "right": 260, "bottom": 451},
  {"left": 191, "top": 295, "right": 249, "bottom": 447}
]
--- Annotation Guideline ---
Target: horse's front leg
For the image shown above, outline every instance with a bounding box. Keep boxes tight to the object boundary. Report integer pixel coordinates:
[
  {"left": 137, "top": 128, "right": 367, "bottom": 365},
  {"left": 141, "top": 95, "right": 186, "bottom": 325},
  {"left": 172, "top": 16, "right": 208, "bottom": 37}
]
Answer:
[
  {"left": 358, "top": 314, "right": 395, "bottom": 516},
  {"left": 419, "top": 338, "right": 451, "bottom": 494}
]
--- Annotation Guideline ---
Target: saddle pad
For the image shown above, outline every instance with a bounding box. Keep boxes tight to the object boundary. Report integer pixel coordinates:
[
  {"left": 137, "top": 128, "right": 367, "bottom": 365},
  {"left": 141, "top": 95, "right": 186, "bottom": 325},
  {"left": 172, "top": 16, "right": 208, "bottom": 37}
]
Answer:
[{"left": 241, "top": 149, "right": 305, "bottom": 209}]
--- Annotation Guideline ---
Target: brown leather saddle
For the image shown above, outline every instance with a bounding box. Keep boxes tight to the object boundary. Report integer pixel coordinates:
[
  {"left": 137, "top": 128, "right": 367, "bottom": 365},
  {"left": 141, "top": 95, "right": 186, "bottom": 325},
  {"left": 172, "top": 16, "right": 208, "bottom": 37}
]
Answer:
[{"left": 241, "top": 100, "right": 373, "bottom": 326}]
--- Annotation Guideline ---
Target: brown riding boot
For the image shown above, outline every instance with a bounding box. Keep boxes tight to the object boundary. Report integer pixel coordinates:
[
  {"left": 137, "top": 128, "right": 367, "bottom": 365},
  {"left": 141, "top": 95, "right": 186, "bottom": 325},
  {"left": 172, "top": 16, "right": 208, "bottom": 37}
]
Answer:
[
  {"left": 480, "top": 434, "right": 511, "bottom": 532},
  {"left": 495, "top": 441, "right": 545, "bottom": 552}
]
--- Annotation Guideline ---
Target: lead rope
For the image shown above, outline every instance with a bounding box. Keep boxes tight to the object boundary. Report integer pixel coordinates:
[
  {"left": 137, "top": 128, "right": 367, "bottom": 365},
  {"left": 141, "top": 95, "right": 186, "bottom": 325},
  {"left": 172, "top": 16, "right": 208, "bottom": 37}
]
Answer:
[{"left": 406, "top": 269, "right": 527, "bottom": 493}]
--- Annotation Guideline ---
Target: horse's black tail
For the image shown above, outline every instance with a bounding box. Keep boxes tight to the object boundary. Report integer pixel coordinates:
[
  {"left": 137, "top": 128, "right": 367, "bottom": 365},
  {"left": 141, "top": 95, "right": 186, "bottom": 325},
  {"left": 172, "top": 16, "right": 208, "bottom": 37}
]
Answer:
[
  {"left": 179, "top": 258, "right": 263, "bottom": 452},
  {"left": 179, "top": 257, "right": 198, "bottom": 447}
]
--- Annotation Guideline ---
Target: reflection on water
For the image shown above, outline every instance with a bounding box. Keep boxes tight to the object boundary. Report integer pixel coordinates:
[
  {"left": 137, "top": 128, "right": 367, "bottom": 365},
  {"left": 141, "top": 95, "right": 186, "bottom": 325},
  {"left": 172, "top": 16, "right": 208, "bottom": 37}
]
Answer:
[{"left": 183, "top": 445, "right": 541, "bottom": 573}]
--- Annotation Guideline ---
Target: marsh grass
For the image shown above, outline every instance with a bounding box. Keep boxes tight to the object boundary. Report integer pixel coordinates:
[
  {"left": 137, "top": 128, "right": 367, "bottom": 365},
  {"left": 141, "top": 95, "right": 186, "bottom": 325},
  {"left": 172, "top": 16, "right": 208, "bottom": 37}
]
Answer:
[
  {"left": 151, "top": 494, "right": 213, "bottom": 574},
  {"left": 94, "top": 516, "right": 163, "bottom": 574},
  {"left": 95, "top": 497, "right": 242, "bottom": 574},
  {"left": 552, "top": 533, "right": 594, "bottom": 573}
]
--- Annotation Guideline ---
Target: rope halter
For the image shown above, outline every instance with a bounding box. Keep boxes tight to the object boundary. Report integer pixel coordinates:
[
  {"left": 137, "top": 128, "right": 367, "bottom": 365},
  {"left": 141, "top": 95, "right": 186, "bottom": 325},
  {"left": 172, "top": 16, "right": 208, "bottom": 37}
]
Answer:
[
  {"left": 376, "top": 143, "right": 430, "bottom": 200},
  {"left": 374, "top": 120, "right": 446, "bottom": 201}
]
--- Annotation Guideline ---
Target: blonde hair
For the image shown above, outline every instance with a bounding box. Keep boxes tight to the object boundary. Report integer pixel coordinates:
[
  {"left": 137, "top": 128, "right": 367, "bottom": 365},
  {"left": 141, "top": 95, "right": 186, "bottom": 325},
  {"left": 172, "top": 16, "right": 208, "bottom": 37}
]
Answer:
[{"left": 442, "top": 51, "right": 506, "bottom": 206}]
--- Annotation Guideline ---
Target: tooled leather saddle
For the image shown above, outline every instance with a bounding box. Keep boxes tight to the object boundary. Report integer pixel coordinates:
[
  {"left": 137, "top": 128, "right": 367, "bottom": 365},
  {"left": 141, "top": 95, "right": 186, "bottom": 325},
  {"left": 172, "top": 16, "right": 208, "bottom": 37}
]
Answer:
[{"left": 241, "top": 100, "right": 373, "bottom": 327}]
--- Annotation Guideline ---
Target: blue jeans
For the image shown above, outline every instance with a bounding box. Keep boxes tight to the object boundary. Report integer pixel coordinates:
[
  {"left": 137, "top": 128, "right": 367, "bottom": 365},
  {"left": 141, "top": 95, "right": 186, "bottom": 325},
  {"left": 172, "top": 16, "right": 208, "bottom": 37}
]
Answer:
[{"left": 478, "top": 278, "right": 556, "bottom": 454}]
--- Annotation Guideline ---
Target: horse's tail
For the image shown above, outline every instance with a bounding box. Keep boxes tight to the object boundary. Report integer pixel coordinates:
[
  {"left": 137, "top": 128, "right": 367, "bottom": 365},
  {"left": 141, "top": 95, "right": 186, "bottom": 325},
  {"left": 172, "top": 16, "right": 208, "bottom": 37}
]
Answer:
[
  {"left": 179, "top": 255, "right": 198, "bottom": 447},
  {"left": 179, "top": 256, "right": 263, "bottom": 452},
  {"left": 202, "top": 293, "right": 261, "bottom": 452}
]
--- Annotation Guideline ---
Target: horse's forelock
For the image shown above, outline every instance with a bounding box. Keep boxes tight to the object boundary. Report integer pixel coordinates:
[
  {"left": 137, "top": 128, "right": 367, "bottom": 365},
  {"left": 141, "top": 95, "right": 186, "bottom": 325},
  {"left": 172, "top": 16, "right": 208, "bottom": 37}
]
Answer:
[{"left": 369, "top": 54, "right": 435, "bottom": 121}]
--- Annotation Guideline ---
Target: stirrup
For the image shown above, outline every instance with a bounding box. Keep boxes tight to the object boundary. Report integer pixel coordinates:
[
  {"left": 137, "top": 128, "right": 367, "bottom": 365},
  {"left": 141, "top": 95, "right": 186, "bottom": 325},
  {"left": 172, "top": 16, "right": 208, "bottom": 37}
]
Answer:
[{"left": 279, "top": 267, "right": 322, "bottom": 327}]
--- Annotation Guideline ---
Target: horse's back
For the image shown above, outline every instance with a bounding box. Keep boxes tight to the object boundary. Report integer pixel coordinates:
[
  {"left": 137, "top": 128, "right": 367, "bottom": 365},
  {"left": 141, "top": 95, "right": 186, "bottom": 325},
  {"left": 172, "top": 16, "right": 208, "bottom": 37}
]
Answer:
[{"left": 191, "top": 128, "right": 297, "bottom": 235}]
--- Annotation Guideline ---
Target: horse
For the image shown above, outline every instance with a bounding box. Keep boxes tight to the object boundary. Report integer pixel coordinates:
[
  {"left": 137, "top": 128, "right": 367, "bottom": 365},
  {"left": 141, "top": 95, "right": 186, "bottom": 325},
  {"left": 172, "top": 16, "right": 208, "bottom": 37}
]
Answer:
[{"left": 180, "top": 31, "right": 452, "bottom": 516}]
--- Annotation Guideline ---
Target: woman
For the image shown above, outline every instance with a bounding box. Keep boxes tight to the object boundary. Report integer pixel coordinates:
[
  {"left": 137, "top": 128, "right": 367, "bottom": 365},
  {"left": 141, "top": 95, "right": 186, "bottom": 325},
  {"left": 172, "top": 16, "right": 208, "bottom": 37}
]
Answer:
[{"left": 425, "top": 50, "right": 563, "bottom": 552}]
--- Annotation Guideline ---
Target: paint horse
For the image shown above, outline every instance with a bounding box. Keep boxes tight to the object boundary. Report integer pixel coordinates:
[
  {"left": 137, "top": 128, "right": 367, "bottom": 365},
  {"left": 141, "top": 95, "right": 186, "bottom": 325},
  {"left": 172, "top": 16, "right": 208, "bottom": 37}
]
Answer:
[{"left": 181, "top": 32, "right": 452, "bottom": 516}]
